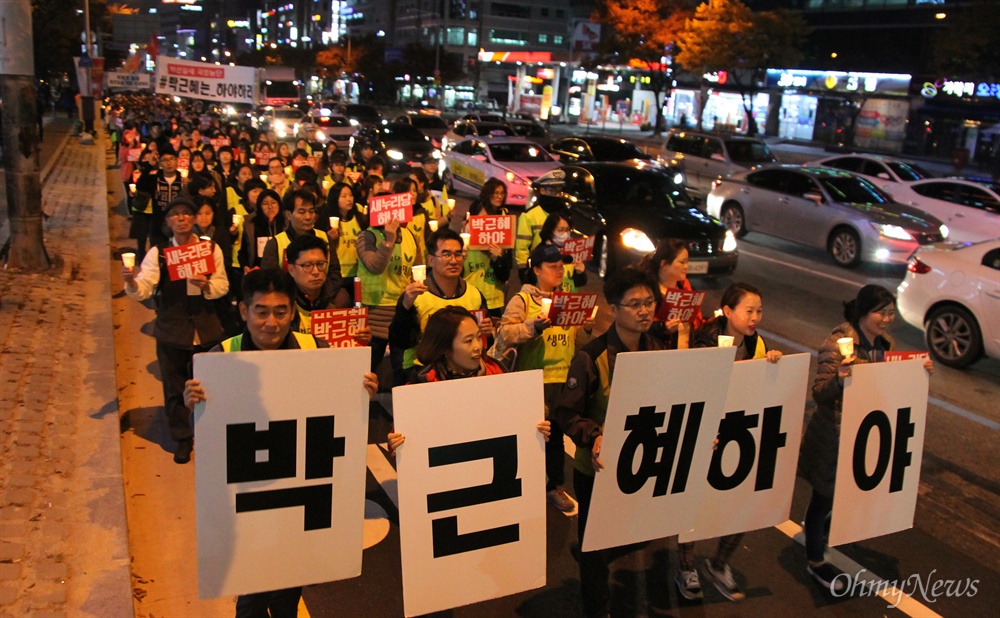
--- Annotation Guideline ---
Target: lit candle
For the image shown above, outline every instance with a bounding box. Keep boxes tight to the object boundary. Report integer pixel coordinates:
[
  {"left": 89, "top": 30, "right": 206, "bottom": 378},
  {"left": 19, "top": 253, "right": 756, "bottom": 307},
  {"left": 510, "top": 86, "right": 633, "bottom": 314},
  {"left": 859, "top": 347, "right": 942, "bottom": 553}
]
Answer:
[{"left": 539, "top": 297, "right": 553, "bottom": 319}]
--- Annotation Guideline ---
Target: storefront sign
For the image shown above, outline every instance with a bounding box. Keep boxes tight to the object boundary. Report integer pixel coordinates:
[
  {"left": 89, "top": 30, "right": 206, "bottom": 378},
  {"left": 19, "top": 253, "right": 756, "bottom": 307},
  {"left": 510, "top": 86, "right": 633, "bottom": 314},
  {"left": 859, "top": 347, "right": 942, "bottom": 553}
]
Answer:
[
  {"left": 920, "top": 78, "right": 1000, "bottom": 101},
  {"left": 766, "top": 69, "right": 911, "bottom": 97}
]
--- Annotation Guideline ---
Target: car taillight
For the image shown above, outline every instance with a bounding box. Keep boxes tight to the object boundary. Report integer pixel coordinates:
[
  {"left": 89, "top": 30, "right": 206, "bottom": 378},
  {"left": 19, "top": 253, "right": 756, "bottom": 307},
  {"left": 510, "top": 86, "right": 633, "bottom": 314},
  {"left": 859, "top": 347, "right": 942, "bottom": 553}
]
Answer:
[
  {"left": 907, "top": 257, "right": 932, "bottom": 274},
  {"left": 711, "top": 179, "right": 722, "bottom": 191}
]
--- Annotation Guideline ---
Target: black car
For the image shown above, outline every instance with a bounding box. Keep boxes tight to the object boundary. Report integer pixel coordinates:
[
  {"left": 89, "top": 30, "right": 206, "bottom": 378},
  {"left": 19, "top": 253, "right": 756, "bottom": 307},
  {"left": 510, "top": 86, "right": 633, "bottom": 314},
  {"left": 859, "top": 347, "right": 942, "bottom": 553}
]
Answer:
[
  {"left": 528, "top": 162, "right": 739, "bottom": 278},
  {"left": 341, "top": 103, "right": 383, "bottom": 127},
  {"left": 549, "top": 136, "right": 654, "bottom": 163},
  {"left": 350, "top": 123, "right": 441, "bottom": 174}
]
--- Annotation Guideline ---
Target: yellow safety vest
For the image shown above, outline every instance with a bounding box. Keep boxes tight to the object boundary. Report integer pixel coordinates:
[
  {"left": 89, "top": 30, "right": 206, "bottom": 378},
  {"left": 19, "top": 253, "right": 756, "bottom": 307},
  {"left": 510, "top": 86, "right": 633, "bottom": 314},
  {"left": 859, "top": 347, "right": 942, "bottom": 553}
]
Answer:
[
  {"left": 226, "top": 187, "right": 248, "bottom": 268},
  {"left": 337, "top": 216, "right": 363, "bottom": 278},
  {"left": 358, "top": 227, "right": 417, "bottom": 307},
  {"left": 409, "top": 208, "right": 428, "bottom": 258},
  {"left": 274, "top": 229, "right": 330, "bottom": 270},
  {"left": 512, "top": 292, "right": 576, "bottom": 384},
  {"left": 221, "top": 331, "right": 318, "bottom": 351},
  {"left": 403, "top": 281, "right": 484, "bottom": 368},
  {"left": 463, "top": 249, "right": 506, "bottom": 310},
  {"left": 514, "top": 206, "right": 549, "bottom": 266},
  {"left": 561, "top": 263, "right": 578, "bottom": 293}
]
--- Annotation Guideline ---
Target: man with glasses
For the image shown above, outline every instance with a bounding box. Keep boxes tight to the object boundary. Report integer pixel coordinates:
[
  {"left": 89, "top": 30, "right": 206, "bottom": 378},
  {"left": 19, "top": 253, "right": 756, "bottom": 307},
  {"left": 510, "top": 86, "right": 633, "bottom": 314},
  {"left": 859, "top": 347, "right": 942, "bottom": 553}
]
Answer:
[
  {"left": 284, "top": 234, "right": 354, "bottom": 335},
  {"left": 389, "top": 228, "right": 493, "bottom": 386},
  {"left": 122, "top": 198, "right": 230, "bottom": 464},
  {"left": 261, "top": 190, "right": 339, "bottom": 278},
  {"left": 552, "top": 266, "right": 664, "bottom": 618}
]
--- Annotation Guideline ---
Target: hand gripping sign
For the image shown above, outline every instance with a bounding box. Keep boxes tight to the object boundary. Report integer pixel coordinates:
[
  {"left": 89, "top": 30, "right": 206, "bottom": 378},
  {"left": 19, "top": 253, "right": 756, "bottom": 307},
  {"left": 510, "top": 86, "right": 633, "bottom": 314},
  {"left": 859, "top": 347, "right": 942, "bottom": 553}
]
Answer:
[
  {"left": 548, "top": 291, "right": 599, "bottom": 327},
  {"left": 829, "top": 359, "right": 928, "bottom": 546},
  {"left": 369, "top": 192, "right": 414, "bottom": 227},
  {"left": 193, "top": 347, "right": 372, "bottom": 598},
  {"left": 679, "top": 354, "right": 810, "bottom": 542},
  {"left": 655, "top": 289, "right": 707, "bottom": 323},
  {"left": 392, "top": 371, "right": 546, "bottom": 617},
  {"left": 468, "top": 215, "right": 516, "bottom": 249},
  {"left": 584, "top": 347, "right": 737, "bottom": 552}
]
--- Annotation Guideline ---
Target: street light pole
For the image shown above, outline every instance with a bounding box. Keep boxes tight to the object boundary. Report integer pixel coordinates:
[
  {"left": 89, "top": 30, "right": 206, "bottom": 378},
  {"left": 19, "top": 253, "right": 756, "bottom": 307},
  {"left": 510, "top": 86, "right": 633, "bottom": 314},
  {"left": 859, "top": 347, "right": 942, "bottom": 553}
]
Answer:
[{"left": 81, "top": 0, "right": 95, "bottom": 133}]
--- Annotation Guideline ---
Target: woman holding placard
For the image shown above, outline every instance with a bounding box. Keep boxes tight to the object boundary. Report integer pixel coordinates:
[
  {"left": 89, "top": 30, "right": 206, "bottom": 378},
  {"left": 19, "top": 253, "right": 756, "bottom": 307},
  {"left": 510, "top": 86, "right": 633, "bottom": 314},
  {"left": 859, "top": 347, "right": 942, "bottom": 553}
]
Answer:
[
  {"left": 798, "top": 284, "right": 933, "bottom": 595},
  {"left": 464, "top": 179, "right": 515, "bottom": 317},
  {"left": 386, "top": 306, "right": 550, "bottom": 453},
  {"left": 539, "top": 211, "right": 587, "bottom": 293},
  {"left": 676, "top": 282, "right": 782, "bottom": 602},
  {"left": 640, "top": 238, "right": 704, "bottom": 350}
]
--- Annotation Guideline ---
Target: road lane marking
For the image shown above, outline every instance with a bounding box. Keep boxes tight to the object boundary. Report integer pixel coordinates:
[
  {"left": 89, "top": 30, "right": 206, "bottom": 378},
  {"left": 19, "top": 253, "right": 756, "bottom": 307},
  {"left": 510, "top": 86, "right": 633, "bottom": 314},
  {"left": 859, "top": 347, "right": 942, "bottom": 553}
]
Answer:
[
  {"left": 739, "top": 248, "right": 866, "bottom": 288},
  {"left": 775, "top": 520, "right": 943, "bottom": 617}
]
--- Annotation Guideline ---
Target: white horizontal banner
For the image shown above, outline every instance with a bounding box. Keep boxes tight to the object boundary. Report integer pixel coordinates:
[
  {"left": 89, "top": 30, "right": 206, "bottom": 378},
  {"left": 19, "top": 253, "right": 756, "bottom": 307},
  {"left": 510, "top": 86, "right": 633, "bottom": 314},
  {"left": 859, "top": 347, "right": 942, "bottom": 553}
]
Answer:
[{"left": 155, "top": 55, "right": 256, "bottom": 104}]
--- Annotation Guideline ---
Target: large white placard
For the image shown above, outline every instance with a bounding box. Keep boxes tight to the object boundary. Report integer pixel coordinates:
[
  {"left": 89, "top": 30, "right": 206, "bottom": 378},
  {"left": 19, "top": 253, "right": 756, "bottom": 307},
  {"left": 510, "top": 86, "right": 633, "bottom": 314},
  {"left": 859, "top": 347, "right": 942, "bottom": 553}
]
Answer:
[
  {"left": 155, "top": 55, "right": 256, "bottom": 104},
  {"left": 583, "top": 347, "right": 736, "bottom": 552},
  {"left": 393, "top": 371, "right": 546, "bottom": 617},
  {"left": 679, "top": 354, "right": 810, "bottom": 542},
  {"left": 830, "top": 359, "right": 928, "bottom": 546},
  {"left": 106, "top": 70, "right": 151, "bottom": 91},
  {"left": 193, "top": 346, "right": 372, "bottom": 598}
]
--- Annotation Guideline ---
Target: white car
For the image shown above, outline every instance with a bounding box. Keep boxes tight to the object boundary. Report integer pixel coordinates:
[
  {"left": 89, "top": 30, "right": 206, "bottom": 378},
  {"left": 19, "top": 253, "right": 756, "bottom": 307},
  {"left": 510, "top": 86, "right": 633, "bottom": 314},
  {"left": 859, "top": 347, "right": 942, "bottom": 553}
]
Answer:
[
  {"left": 262, "top": 106, "right": 305, "bottom": 139},
  {"left": 883, "top": 178, "right": 1000, "bottom": 243},
  {"left": 804, "top": 153, "right": 932, "bottom": 190},
  {"left": 443, "top": 136, "right": 561, "bottom": 206},
  {"left": 897, "top": 239, "right": 1000, "bottom": 368},
  {"left": 298, "top": 110, "right": 354, "bottom": 147}
]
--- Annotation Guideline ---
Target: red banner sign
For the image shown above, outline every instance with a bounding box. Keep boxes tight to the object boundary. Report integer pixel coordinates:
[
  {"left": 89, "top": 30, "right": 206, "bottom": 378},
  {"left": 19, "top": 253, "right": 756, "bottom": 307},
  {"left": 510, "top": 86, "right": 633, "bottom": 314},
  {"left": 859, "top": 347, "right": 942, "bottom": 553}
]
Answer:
[
  {"left": 369, "top": 192, "right": 414, "bottom": 226},
  {"left": 468, "top": 215, "right": 516, "bottom": 249},
  {"left": 177, "top": 157, "right": 190, "bottom": 171},
  {"left": 162, "top": 240, "right": 216, "bottom": 281},
  {"left": 884, "top": 351, "right": 930, "bottom": 362},
  {"left": 562, "top": 236, "right": 595, "bottom": 263},
  {"left": 655, "top": 289, "right": 706, "bottom": 323},
  {"left": 311, "top": 307, "right": 368, "bottom": 347},
  {"left": 549, "top": 292, "right": 599, "bottom": 326},
  {"left": 210, "top": 137, "right": 231, "bottom": 149}
]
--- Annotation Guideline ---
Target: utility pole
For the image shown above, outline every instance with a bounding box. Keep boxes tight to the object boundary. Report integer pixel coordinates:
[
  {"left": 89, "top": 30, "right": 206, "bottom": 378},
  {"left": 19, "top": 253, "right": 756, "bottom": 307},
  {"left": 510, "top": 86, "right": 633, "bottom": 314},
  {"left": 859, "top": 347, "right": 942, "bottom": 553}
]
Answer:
[
  {"left": 0, "top": 0, "right": 50, "bottom": 270},
  {"left": 81, "top": 0, "right": 95, "bottom": 133}
]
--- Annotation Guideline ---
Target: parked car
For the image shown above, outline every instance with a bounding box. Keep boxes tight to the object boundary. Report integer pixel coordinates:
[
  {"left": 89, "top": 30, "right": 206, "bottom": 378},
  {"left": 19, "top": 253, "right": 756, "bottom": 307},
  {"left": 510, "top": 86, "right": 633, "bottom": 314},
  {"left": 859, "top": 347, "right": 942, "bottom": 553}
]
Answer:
[
  {"left": 897, "top": 239, "right": 1000, "bottom": 368},
  {"left": 529, "top": 162, "right": 738, "bottom": 278},
  {"left": 883, "top": 177, "right": 1000, "bottom": 243},
  {"left": 442, "top": 136, "right": 560, "bottom": 206},
  {"left": 341, "top": 103, "right": 383, "bottom": 127},
  {"left": 461, "top": 112, "right": 507, "bottom": 123},
  {"left": 506, "top": 119, "right": 553, "bottom": 150},
  {"left": 394, "top": 113, "right": 450, "bottom": 146},
  {"left": 297, "top": 109, "right": 354, "bottom": 148},
  {"left": 349, "top": 122, "right": 440, "bottom": 174},
  {"left": 706, "top": 166, "right": 949, "bottom": 267},
  {"left": 660, "top": 129, "right": 777, "bottom": 201},
  {"left": 804, "top": 153, "right": 933, "bottom": 189},
  {"left": 441, "top": 120, "right": 516, "bottom": 151},
  {"left": 549, "top": 136, "right": 654, "bottom": 163}
]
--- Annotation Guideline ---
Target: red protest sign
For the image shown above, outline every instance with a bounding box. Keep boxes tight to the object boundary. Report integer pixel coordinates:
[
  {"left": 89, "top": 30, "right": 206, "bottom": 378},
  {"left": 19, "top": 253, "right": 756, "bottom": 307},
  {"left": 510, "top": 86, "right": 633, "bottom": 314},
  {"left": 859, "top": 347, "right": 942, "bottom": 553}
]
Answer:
[
  {"left": 884, "top": 351, "right": 930, "bottom": 362},
  {"left": 563, "top": 236, "right": 595, "bottom": 263},
  {"left": 253, "top": 150, "right": 270, "bottom": 164},
  {"left": 127, "top": 148, "right": 142, "bottom": 162},
  {"left": 169, "top": 137, "right": 181, "bottom": 151},
  {"left": 210, "top": 137, "right": 230, "bottom": 149},
  {"left": 468, "top": 215, "right": 516, "bottom": 249},
  {"left": 549, "top": 292, "right": 599, "bottom": 326},
  {"left": 162, "top": 240, "right": 216, "bottom": 281},
  {"left": 311, "top": 307, "right": 368, "bottom": 347},
  {"left": 176, "top": 157, "right": 190, "bottom": 171},
  {"left": 655, "top": 289, "right": 706, "bottom": 323},
  {"left": 369, "top": 192, "right": 414, "bottom": 226}
]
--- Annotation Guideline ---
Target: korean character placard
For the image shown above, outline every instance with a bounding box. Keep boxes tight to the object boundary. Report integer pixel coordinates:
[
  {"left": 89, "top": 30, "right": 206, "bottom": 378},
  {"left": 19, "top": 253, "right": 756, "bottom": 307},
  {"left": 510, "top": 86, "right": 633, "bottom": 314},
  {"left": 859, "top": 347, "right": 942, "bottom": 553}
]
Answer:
[
  {"left": 883, "top": 351, "right": 930, "bottom": 363},
  {"left": 562, "top": 236, "right": 595, "bottom": 263},
  {"left": 311, "top": 307, "right": 369, "bottom": 348},
  {"left": 162, "top": 240, "right": 216, "bottom": 282},
  {"left": 468, "top": 215, "right": 516, "bottom": 249},
  {"left": 176, "top": 157, "right": 190, "bottom": 171},
  {"left": 193, "top": 347, "right": 372, "bottom": 597},
  {"left": 548, "top": 292, "right": 599, "bottom": 327},
  {"left": 655, "top": 289, "right": 706, "bottom": 323},
  {"left": 210, "top": 137, "right": 231, "bottom": 149},
  {"left": 368, "top": 192, "right": 414, "bottom": 227}
]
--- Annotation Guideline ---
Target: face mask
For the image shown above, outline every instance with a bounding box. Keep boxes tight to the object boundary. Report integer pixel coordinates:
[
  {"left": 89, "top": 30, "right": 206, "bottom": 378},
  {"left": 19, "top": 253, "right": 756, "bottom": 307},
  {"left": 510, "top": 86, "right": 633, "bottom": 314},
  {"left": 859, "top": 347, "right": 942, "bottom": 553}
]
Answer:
[{"left": 553, "top": 232, "right": 570, "bottom": 247}]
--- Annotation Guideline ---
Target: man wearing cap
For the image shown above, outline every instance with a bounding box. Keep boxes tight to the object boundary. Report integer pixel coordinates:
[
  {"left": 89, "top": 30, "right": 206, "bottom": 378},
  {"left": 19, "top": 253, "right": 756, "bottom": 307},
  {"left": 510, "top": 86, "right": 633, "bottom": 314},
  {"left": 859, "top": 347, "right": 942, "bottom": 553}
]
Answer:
[
  {"left": 123, "top": 197, "right": 230, "bottom": 464},
  {"left": 514, "top": 172, "right": 567, "bottom": 274}
]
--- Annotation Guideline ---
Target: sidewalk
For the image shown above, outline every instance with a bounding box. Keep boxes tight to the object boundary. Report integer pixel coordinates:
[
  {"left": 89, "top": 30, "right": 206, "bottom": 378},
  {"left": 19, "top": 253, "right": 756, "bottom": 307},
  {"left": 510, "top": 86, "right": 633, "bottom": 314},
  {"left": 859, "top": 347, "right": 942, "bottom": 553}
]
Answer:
[{"left": 0, "top": 122, "right": 133, "bottom": 616}]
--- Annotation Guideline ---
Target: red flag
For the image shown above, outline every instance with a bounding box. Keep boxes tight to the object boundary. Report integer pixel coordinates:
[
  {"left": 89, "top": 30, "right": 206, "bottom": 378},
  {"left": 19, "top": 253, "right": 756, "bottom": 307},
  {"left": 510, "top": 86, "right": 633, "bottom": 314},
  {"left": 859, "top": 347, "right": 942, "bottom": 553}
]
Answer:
[{"left": 147, "top": 35, "right": 158, "bottom": 61}]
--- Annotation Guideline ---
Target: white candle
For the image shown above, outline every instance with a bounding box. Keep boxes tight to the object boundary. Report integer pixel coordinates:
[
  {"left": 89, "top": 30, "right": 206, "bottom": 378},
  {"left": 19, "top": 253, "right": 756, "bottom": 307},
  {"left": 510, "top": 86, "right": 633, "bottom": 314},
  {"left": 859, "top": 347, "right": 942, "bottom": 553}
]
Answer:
[
  {"left": 121, "top": 252, "right": 136, "bottom": 269},
  {"left": 717, "top": 335, "right": 735, "bottom": 348},
  {"left": 411, "top": 265, "right": 426, "bottom": 283},
  {"left": 428, "top": 220, "right": 438, "bottom": 232},
  {"left": 329, "top": 216, "right": 340, "bottom": 229},
  {"left": 232, "top": 214, "right": 244, "bottom": 226},
  {"left": 128, "top": 183, "right": 136, "bottom": 195},
  {"left": 837, "top": 337, "right": 854, "bottom": 357},
  {"left": 539, "top": 297, "right": 553, "bottom": 319},
  {"left": 460, "top": 232, "right": 471, "bottom": 248}
]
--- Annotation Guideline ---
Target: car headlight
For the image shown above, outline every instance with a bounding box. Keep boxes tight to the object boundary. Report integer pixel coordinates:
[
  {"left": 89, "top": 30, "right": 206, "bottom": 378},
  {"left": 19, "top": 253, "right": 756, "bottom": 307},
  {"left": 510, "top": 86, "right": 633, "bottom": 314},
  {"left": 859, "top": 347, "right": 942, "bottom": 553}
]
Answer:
[
  {"left": 349, "top": 118, "right": 360, "bottom": 126},
  {"left": 722, "top": 230, "right": 738, "bottom": 252},
  {"left": 431, "top": 150, "right": 442, "bottom": 160},
  {"left": 673, "top": 171, "right": 684, "bottom": 185},
  {"left": 315, "top": 131, "right": 326, "bottom": 142},
  {"left": 386, "top": 149, "right": 404, "bottom": 161},
  {"left": 505, "top": 171, "right": 529, "bottom": 186},
  {"left": 872, "top": 223, "right": 914, "bottom": 241},
  {"left": 274, "top": 120, "right": 285, "bottom": 130},
  {"left": 939, "top": 224, "right": 949, "bottom": 239},
  {"left": 620, "top": 228, "right": 656, "bottom": 253}
]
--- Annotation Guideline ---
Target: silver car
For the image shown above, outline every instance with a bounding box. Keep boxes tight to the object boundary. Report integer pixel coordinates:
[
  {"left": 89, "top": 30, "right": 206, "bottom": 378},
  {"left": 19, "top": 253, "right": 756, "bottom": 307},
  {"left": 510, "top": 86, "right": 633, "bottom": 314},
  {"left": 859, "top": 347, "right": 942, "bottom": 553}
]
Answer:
[
  {"left": 706, "top": 166, "right": 949, "bottom": 267},
  {"left": 660, "top": 129, "right": 777, "bottom": 201}
]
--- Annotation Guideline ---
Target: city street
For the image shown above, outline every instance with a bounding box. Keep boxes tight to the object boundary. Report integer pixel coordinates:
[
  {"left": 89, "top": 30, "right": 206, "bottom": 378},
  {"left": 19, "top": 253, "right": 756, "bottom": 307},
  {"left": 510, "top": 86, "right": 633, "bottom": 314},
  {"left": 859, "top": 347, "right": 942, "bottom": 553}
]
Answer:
[{"left": 102, "top": 128, "right": 999, "bottom": 616}]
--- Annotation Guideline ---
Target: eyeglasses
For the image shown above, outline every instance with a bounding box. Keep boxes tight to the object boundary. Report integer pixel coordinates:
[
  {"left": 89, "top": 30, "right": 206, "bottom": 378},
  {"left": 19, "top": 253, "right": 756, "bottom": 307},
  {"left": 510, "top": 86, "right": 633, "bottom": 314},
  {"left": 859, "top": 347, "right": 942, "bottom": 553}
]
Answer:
[
  {"left": 294, "top": 261, "right": 328, "bottom": 272},
  {"left": 617, "top": 298, "right": 656, "bottom": 311},
  {"left": 432, "top": 251, "right": 463, "bottom": 261}
]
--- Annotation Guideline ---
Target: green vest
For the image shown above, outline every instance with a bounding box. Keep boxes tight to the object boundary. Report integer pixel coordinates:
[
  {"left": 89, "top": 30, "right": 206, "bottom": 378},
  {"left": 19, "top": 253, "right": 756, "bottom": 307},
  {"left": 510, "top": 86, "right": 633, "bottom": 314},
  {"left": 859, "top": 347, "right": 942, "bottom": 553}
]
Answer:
[
  {"left": 513, "top": 292, "right": 576, "bottom": 384},
  {"left": 514, "top": 205, "right": 549, "bottom": 266},
  {"left": 403, "top": 281, "right": 483, "bottom": 368},
  {"left": 463, "top": 249, "right": 506, "bottom": 310},
  {"left": 221, "top": 331, "right": 318, "bottom": 352},
  {"left": 275, "top": 229, "right": 330, "bottom": 270},
  {"left": 337, "top": 216, "right": 363, "bottom": 278},
  {"left": 358, "top": 227, "right": 417, "bottom": 307}
]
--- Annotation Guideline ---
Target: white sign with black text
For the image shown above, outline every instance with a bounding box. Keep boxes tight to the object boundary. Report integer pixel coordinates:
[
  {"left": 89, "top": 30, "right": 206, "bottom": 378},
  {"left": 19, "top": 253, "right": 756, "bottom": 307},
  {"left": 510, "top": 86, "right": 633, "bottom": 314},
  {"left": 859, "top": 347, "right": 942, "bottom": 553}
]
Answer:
[
  {"left": 392, "top": 371, "right": 547, "bottom": 617},
  {"left": 193, "top": 347, "right": 372, "bottom": 598},
  {"left": 584, "top": 347, "right": 736, "bottom": 552},
  {"left": 154, "top": 55, "right": 256, "bottom": 104},
  {"left": 679, "top": 354, "right": 810, "bottom": 542},
  {"left": 830, "top": 359, "right": 928, "bottom": 546}
]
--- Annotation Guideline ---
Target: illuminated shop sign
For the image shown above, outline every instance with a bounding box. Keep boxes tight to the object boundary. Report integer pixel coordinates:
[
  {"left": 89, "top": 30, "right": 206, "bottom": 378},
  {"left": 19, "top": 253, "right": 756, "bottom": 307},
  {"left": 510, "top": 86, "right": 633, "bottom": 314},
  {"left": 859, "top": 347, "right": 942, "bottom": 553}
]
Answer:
[
  {"left": 920, "top": 79, "right": 1000, "bottom": 101},
  {"left": 766, "top": 69, "right": 911, "bottom": 96}
]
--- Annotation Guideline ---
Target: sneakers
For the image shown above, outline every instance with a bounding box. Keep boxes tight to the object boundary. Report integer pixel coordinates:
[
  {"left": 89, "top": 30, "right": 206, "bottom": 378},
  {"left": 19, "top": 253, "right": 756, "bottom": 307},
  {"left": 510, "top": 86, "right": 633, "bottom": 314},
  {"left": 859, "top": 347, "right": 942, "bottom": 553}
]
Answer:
[
  {"left": 174, "top": 438, "right": 194, "bottom": 464},
  {"left": 704, "top": 559, "right": 745, "bottom": 601},
  {"left": 546, "top": 487, "right": 576, "bottom": 512},
  {"left": 807, "top": 562, "right": 848, "bottom": 595},
  {"left": 675, "top": 569, "right": 703, "bottom": 601}
]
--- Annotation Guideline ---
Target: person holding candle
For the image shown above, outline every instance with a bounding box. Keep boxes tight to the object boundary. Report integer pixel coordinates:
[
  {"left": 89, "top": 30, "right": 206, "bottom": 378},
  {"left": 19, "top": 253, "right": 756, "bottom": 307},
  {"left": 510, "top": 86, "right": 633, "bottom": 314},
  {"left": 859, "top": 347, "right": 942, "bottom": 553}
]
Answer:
[
  {"left": 675, "top": 282, "right": 782, "bottom": 602},
  {"left": 386, "top": 306, "right": 549, "bottom": 454},
  {"left": 326, "top": 183, "right": 368, "bottom": 301},
  {"left": 798, "top": 284, "right": 934, "bottom": 595},
  {"left": 494, "top": 243, "right": 594, "bottom": 513},
  {"left": 639, "top": 238, "right": 705, "bottom": 350},
  {"left": 463, "top": 178, "right": 514, "bottom": 317},
  {"left": 389, "top": 228, "right": 492, "bottom": 387},
  {"left": 246, "top": 187, "right": 282, "bottom": 270},
  {"left": 394, "top": 177, "right": 429, "bottom": 259}
]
